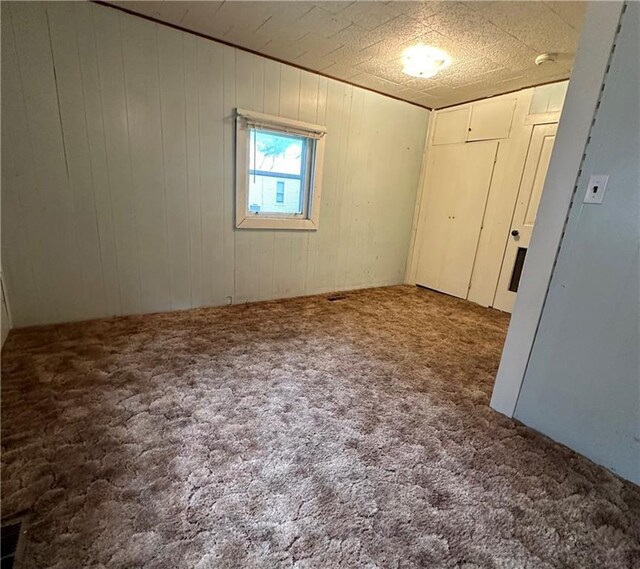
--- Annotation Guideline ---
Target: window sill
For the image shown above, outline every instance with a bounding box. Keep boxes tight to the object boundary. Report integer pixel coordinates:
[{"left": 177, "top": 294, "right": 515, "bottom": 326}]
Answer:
[{"left": 236, "top": 216, "right": 319, "bottom": 230}]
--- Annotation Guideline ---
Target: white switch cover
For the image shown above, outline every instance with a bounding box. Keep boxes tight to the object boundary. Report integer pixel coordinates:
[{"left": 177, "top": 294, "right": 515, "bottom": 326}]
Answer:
[{"left": 583, "top": 174, "right": 609, "bottom": 204}]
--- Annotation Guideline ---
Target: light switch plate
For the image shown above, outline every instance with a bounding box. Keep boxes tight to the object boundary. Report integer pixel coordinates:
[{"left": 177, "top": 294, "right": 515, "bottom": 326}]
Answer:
[{"left": 583, "top": 174, "right": 609, "bottom": 204}]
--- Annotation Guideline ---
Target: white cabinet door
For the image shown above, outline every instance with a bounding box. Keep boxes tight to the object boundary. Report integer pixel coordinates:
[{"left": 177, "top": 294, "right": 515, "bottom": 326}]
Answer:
[
  {"left": 432, "top": 106, "right": 471, "bottom": 145},
  {"left": 493, "top": 123, "right": 558, "bottom": 312},
  {"left": 529, "top": 82, "right": 568, "bottom": 114},
  {"left": 415, "top": 141, "right": 499, "bottom": 299},
  {"left": 467, "top": 98, "right": 517, "bottom": 141}
]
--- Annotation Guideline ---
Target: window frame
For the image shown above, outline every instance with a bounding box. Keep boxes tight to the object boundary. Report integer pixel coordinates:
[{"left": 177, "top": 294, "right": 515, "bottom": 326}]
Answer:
[{"left": 235, "top": 108, "right": 326, "bottom": 230}]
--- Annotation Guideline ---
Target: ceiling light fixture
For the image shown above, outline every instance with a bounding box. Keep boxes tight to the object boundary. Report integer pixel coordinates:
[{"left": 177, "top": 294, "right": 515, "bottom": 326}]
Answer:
[{"left": 401, "top": 45, "right": 451, "bottom": 79}]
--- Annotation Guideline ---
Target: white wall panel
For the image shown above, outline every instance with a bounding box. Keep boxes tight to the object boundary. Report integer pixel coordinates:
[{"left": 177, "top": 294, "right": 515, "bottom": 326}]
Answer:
[
  {"left": 93, "top": 5, "right": 143, "bottom": 317},
  {"left": 47, "top": 3, "right": 109, "bottom": 321},
  {"left": 1, "top": 1, "right": 429, "bottom": 326},
  {"left": 121, "top": 15, "right": 172, "bottom": 314},
  {"left": 183, "top": 35, "right": 203, "bottom": 309},
  {"left": 6, "top": 2, "right": 83, "bottom": 325},
  {"left": 1, "top": 4, "right": 42, "bottom": 326},
  {"left": 157, "top": 25, "right": 191, "bottom": 311},
  {"left": 514, "top": 2, "right": 639, "bottom": 484}
]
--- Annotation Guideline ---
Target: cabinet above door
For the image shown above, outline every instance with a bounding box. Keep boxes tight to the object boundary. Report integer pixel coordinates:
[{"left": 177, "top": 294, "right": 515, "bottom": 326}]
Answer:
[
  {"left": 432, "top": 106, "right": 470, "bottom": 145},
  {"left": 467, "top": 98, "right": 517, "bottom": 141},
  {"left": 431, "top": 97, "right": 517, "bottom": 145}
]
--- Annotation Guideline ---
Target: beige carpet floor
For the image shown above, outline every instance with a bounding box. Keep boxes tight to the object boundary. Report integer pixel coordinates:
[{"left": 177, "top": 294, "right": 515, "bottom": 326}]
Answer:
[{"left": 1, "top": 285, "right": 639, "bottom": 568}]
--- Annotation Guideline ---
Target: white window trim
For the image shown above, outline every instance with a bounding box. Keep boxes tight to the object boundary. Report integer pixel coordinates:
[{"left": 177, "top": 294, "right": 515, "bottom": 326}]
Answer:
[{"left": 235, "top": 108, "right": 326, "bottom": 230}]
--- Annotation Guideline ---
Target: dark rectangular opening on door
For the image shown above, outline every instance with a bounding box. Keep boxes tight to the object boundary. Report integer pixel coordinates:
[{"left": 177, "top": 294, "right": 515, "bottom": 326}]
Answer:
[{"left": 509, "top": 247, "right": 527, "bottom": 293}]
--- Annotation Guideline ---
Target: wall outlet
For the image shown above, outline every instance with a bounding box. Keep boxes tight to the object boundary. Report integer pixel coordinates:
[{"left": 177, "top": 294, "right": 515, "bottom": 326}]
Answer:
[{"left": 583, "top": 174, "right": 609, "bottom": 204}]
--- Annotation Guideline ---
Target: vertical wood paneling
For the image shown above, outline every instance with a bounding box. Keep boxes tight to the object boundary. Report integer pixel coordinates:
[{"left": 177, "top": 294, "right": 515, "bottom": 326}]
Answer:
[
  {"left": 121, "top": 15, "right": 171, "bottom": 313},
  {"left": 298, "top": 72, "right": 320, "bottom": 124},
  {"left": 157, "top": 26, "right": 191, "bottom": 310},
  {"left": 290, "top": 71, "right": 319, "bottom": 296},
  {"left": 304, "top": 76, "right": 329, "bottom": 294},
  {"left": 221, "top": 46, "right": 236, "bottom": 304},
  {"left": 93, "top": 5, "right": 142, "bottom": 315},
  {"left": 74, "top": 3, "right": 121, "bottom": 317},
  {"left": 48, "top": 3, "right": 109, "bottom": 319},
  {"left": 222, "top": 46, "right": 237, "bottom": 304},
  {"left": 337, "top": 86, "right": 364, "bottom": 289},
  {"left": 2, "top": 2, "right": 429, "bottom": 326},
  {"left": 1, "top": 4, "right": 42, "bottom": 325},
  {"left": 338, "top": 89, "right": 368, "bottom": 288},
  {"left": 10, "top": 2, "right": 83, "bottom": 323},
  {"left": 198, "top": 39, "right": 226, "bottom": 306},
  {"left": 305, "top": 80, "right": 349, "bottom": 293},
  {"left": 183, "top": 34, "right": 203, "bottom": 308}
]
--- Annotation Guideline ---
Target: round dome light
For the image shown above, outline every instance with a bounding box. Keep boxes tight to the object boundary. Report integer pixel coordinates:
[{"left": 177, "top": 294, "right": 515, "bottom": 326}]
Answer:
[{"left": 401, "top": 45, "right": 451, "bottom": 79}]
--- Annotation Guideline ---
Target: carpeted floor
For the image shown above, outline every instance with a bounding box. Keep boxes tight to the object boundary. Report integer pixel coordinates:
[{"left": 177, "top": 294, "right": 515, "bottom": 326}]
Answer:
[{"left": 1, "top": 285, "right": 638, "bottom": 568}]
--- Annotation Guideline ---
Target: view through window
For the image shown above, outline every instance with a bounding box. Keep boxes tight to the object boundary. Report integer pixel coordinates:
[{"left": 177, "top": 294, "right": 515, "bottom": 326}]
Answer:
[{"left": 248, "top": 129, "right": 308, "bottom": 215}]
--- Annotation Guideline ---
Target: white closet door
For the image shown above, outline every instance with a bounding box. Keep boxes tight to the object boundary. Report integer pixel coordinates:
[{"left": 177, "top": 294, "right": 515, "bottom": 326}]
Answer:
[
  {"left": 493, "top": 123, "right": 558, "bottom": 312},
  {"left": 415, "top": 141, "right": 499, "bottom": 299}
]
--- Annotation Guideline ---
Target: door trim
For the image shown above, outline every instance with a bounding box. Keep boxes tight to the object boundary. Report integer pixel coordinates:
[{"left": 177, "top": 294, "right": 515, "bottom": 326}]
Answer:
[{"left": 524, "top": 111, "right": 561, "bottom": 126}]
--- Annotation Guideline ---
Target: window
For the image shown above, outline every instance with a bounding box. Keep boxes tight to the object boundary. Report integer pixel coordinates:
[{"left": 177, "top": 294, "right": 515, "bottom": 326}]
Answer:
[{"left": 236, "top": 108, "right": 326, "bottom": 230}]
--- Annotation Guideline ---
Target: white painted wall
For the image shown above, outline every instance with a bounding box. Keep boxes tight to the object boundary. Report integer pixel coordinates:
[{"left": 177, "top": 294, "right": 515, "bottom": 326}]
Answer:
[
  {"left": 514, "top": 3, "right": 639, "bottom": 484},
  {"left": 0, "top": 2, "right": 429, "bottom": 327}
]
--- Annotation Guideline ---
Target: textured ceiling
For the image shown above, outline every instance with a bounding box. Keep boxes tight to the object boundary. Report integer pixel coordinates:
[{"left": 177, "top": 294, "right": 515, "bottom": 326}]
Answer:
[{"left": 107, "top": 1, "right": 586, "bottom": 109}]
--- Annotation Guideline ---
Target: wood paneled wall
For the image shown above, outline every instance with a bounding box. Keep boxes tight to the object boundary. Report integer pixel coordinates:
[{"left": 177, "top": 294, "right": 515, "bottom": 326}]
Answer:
[{"left": 1, "top": 2, "right": 429, "bottom": 327}]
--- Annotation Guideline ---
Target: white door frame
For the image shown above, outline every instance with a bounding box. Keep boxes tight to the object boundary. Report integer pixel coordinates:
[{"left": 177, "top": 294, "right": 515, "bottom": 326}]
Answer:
[{"left": 490, "top": 1, "right": 625, "bottom": 416}]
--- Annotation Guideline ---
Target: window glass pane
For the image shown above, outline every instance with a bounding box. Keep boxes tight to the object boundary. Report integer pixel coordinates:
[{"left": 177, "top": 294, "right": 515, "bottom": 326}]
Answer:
[
  {"left": 252, "top": 130, "right": 304, "bottom": 174},
  {"left": 248, "top": 128, "right": 307, "bottom": 215},
  {"left": 248, "top": 176, "right": 302, "bottom": 214}
]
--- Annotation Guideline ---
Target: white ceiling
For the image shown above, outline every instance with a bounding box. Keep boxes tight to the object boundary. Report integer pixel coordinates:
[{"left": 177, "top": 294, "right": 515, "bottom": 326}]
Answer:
[{"left": 108, "top": 1, "right": 586, "bottom": 109}]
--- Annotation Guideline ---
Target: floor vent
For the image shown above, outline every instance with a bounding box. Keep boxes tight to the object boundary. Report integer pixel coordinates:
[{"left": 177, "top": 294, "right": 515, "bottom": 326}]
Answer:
[
  {"left": 326, "top": 294, "right": 348, "bottom": 302},
  {"left": 1, "top": 516, "right": 28, "bottom": 569}
]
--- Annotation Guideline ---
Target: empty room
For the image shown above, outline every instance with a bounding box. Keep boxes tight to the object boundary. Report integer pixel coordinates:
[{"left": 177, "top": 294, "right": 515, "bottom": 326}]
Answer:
[{"left": 1, "top": 1, "right": 638, "bottom": 567}]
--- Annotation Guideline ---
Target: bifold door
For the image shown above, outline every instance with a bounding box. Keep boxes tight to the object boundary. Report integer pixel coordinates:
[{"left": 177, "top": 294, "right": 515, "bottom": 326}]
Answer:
[{"left": 415, "top": 141, "right": 499, "bottom": 299}]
